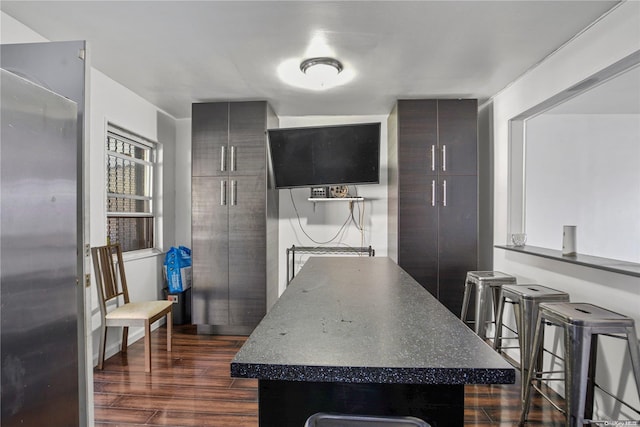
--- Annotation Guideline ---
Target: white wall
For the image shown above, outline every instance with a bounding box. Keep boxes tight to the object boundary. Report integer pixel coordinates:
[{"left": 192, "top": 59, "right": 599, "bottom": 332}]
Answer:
[
  {"left": 276, "top": 115, "right": 388, "bottom": 294},
  {"left": 0, "top": 12, "right": 47, "bottom": 43},
  {"left": 493, "top": 1, "right": 640, "bottom": 418},
  {"left": 525, "top": 114, "right": 640, "bottom": 262},
  {"left": 175, "top": 118, "right": 193, "bottom": 247},
  {"left": 173, "top": 114, "right": 388, "bottom": 298},
  {"left": 89, "top": 69, "right": 177, "bottom": 361}
]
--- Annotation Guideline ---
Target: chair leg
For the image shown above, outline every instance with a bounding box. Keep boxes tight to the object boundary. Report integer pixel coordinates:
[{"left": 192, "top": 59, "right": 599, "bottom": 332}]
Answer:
[
  {"left": 144, "top": 320, "right": 152, "bottom": 373},
  {"left": 121, "top": 326, "right": 129, "bottom": 353},
  {"left": 98, "top": 323, "right": 107, "bottom": 370},
  {"left": 166, "top": 311, "right": 172, "bottom": 352}
]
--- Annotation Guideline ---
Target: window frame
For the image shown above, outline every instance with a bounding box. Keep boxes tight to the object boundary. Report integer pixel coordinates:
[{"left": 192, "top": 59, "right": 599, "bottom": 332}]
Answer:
[{"left": 105, "top": 123, "right": 157, "bottom": 253}]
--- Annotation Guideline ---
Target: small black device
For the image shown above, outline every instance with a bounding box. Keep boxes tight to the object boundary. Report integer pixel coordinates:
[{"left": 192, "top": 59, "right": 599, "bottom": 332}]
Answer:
[{"left": 310, "top": 187, "right": 329, "bottom": 198}]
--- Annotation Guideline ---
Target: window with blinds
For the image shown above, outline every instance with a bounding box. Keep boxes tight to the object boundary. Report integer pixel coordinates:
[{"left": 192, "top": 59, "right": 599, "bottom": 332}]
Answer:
[{"left": 106, "top": 126, "right": 155, "bottom": 252}]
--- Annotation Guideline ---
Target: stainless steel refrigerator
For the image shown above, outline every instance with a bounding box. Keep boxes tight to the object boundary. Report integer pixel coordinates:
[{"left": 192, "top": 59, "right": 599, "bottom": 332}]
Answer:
[{"left": 1, "top": 69, "right": 80, "bottom": 426}]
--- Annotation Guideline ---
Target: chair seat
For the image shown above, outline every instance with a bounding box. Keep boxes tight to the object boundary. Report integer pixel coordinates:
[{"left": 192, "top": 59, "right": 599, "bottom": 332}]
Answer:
[{"left": 106, "top": 301, "right": 173, "bottom": 321}]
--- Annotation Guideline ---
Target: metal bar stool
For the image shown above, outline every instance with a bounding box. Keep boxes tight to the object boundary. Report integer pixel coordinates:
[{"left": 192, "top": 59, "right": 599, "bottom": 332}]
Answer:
[
  {"left": 305, "top": 413, "right": 430, "bottom": 426},
  {"left": 460, "top": 271, "right": 517, "bottom": 340},
  {"left": 494, "top": 284, "right": 570, "bottom": 399},
  {"left": 520, "top": 302, "right": 640, "bottom": 426}
]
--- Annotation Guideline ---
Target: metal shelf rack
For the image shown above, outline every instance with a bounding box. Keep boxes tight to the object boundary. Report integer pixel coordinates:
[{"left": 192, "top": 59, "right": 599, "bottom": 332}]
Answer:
[{"left": 286, "top": 245, "right": 375, "bottom": 285}]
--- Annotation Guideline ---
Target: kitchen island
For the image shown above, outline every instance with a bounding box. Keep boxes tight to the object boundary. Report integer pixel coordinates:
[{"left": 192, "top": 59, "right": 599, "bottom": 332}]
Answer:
[{"left": 231, "top": 257, "right": 515, "bottom": 426}]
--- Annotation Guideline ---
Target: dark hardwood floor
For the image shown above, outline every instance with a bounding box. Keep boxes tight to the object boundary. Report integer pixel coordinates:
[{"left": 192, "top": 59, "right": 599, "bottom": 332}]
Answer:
[{"left": 94, "top": 325, "right": 565, "bottom": 426}]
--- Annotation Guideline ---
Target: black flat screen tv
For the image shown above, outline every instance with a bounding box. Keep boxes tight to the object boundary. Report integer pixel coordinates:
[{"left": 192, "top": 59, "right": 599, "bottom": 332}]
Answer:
[{"left": 267, "top": 122, "right": 380, "bottom": 189}]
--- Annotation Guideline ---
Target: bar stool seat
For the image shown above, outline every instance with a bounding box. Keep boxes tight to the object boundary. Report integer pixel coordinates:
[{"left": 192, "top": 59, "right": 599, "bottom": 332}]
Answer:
[
  {"left": 460, "top": 271, "right": 517, "bottom": 340},
  {"left": 494, "top": 284, "right": 570, "bottom": 398},
  {"left": 305, "top": 413, "right": 431, "bottom": 426},
  {"left": 520, "top": 302, "right": 640, "bottom": 427}
]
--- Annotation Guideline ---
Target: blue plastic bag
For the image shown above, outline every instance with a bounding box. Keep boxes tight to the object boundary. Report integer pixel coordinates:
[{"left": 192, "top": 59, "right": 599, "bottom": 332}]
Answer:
[{"left": 164, "top": 246, "right": 192, "bottom": 293}]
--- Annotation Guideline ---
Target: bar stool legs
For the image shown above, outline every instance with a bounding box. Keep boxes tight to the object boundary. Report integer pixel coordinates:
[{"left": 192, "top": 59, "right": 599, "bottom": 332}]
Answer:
[
  {"left": 565, "top": 323, "right": 595, "bottom": 426},
  {"left": 474, "top": 282, "right": 499, "bottom": 339},
  {"left": 460, "top": 271, "right": 517, "bottom": 341},
  {"left": 520, "top": 302, "right": 640, "bottom": 427},
  {"left": 624, "top": 324, "right": 640, "bottom": 406},
  {"left": 494, "top": 284, "right": 570, "bottom": 400}
]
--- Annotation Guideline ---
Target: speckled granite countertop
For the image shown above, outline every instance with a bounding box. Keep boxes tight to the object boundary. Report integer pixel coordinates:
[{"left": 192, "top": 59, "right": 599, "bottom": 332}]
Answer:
[{"left": 231, "top": 257, "right": 515, "bottom": 385}]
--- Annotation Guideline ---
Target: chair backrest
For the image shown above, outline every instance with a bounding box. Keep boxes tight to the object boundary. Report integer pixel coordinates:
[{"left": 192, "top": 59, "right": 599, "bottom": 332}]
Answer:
[{"left": 91, "top": 244, "right": 130, "bottom": 315}]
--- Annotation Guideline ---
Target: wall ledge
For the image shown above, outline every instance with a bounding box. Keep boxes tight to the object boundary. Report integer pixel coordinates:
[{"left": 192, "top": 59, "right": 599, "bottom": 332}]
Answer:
[{"left": 495, "top": 245, "right": 640, "bottom": 278}]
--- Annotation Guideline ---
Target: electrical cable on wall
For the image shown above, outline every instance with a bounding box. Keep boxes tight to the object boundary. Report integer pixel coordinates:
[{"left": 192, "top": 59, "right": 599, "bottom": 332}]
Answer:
[
  {"left": 288, "top": 186, "right": 369, "bottom": 248},
  {"left": 288, "top": 185, "right": 373, "bottom": 276},
  {"left": 348, "top": 186, "right": 366, "bottom": 252},
  {"left": 359, "top": 197, "right": 365, "bottom": 250},
  {"left": 289, "top": 189, "right": 352, "bottom": 245}
]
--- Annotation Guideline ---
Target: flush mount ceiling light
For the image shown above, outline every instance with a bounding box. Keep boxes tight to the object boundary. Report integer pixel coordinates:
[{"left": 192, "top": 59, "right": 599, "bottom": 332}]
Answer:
[
  {"left": 300, "top": 57, "right": 343, "bottom": 75},
  {"left": 299, "top": 57, "right": 344, "bottom": 88},
  {"left": 277, "top": 56, "right": 353, "bottom": 91}
]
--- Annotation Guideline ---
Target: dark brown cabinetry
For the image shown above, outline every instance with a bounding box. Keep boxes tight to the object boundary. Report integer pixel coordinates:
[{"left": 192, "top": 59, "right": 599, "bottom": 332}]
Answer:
[
  {"left": 388, "top": 99, "right": 477, "bottom": 314},
  {"left": 192, "top": 101, "right": 279, "bottom": 335}
]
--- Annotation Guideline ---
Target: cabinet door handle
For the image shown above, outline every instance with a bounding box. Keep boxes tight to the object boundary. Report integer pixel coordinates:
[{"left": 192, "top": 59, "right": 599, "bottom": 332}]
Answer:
[
  {"left": 231, "top": 146, "right": 236, "bottom": 171},
  {"left": 220, "top": 180, "right": 227, "bottom": 206},
  {"left": 231, "top": 180, "right": 237, "bottom": 206},
  {"left": 220, "top": 146, "right": 227, "bottom": 172},
  {"left": 430, "top": 145, "right": 435, "bottom": 171},
  {"left": 442, "top": 179, "right": 447, "bottom": 207},
  {"left": 431, "top": 180, "right": 436, "bottom": 207},
  {"left": 442, "top": 145, "right": 447, "bottom": 172}
]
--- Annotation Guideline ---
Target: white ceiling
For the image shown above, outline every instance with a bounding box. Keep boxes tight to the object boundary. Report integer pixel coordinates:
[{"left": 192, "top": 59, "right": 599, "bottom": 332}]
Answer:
[{"left": 0, "top": 1, "right": 621, "bottom": 119}]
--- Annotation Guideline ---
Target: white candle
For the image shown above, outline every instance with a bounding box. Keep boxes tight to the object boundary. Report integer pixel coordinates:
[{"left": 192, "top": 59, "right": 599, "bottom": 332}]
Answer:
[{"left": 562, "top": 225, "right": 577, "bottom": 256}]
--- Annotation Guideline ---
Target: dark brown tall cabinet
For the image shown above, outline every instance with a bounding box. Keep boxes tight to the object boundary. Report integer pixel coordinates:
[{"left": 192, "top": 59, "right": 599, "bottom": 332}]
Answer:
[
  {"left": 388, "top": 99, "right": 478, "bottom": 315},
  {"left": 191, "top": 101, "right": 279, "bottom": 335}
]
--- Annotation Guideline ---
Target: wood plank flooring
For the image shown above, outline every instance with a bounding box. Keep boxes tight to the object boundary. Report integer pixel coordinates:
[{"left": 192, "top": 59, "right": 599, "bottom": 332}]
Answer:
[{"left": 94, "top": 325, "right": 565, "bottom": 426}]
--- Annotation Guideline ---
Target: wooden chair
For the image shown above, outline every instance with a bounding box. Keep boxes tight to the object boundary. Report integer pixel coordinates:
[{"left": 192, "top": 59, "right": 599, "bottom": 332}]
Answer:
[{"left": 91, "top": 243, "right": 173, "bottom": 372}]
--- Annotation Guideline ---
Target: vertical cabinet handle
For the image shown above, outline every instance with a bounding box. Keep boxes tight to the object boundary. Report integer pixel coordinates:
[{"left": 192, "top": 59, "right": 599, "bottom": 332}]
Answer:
[
  {"left": 220, "top": 180, "right": 227, "bottom": 206},
  {"left": 431, "top": 180, "right": 436, "bottom": 207},
  {"left": 220, "top": 146, "right": 227, "bottom": 172},
  {"left": 430, "top": 145, "right": 435, "bottom": 171},
  {"left": 442, "top": 179, "right": 447, "bottom": 207},
  {"left": 442, "top": 145, "right": 447, "bottom": 172},
  {"left": 231, "top": 146, "right": 237, "bottom": 171},
  {"left": 231, "top": 180, "right": 237, "bottom": 206}
]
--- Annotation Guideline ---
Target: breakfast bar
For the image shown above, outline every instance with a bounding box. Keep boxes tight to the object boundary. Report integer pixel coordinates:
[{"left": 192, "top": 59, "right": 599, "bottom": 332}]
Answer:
[{"left": 231, "top": 257, "right": 515, "bottom": 426}]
